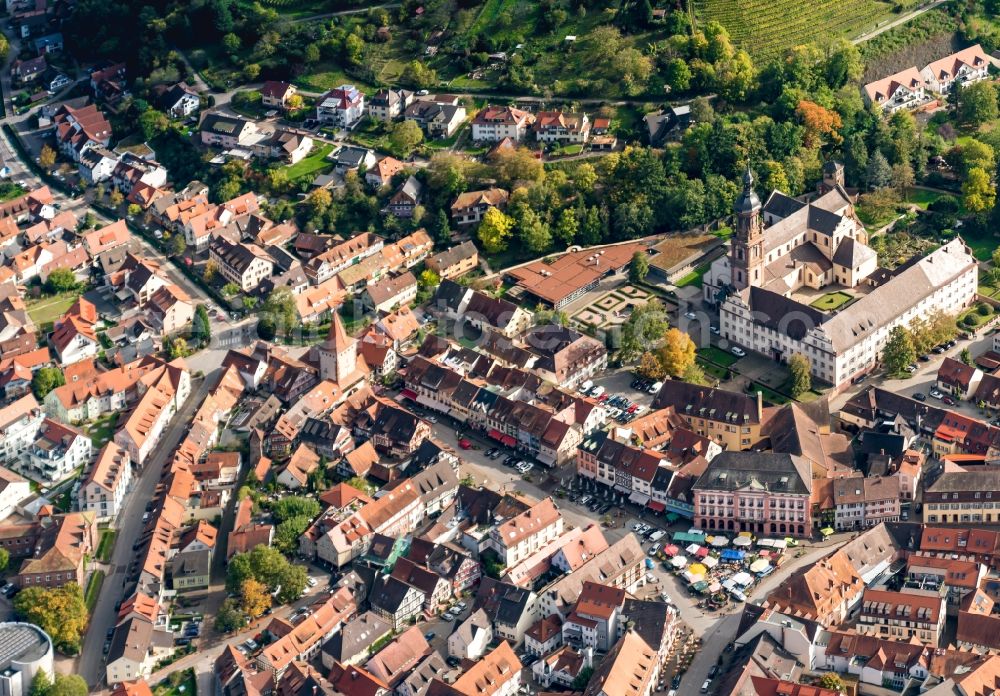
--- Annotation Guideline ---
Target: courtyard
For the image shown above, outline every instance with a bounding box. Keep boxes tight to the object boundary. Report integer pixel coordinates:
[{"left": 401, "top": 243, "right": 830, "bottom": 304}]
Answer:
[
  {"left": 570, "top": 285, "right": 654, "bottom": 330},
  {"left": 809, "top": 290, "right": 854, "bottom": 312}
]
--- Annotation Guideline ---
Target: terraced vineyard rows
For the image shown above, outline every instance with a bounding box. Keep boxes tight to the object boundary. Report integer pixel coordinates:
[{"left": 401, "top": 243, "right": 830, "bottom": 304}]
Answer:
[{"left": 692, "top": 0, "right": 891, "bottom": 60}]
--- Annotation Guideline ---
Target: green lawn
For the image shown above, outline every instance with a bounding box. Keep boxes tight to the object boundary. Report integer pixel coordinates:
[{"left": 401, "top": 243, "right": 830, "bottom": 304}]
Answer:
[
  {"left": 85, "top": 412, "right": 119, "bottom": 449},
  {"left": 675, "top": 263, "right": 710, "bottom": 288},
  {"left": 154, "top": 669, "right": 197, "bottom": 696},
  {"left": 961, "top": 227, "right": 998, "bottom": 262},
  {"left": 97, "top": 529, "right": 116, "bottom": 563},
  {"left": 283, "top": 143, "right": 334, "bottom": 180},
  {"left": 293, "top": 65, "right": 376, "bottom": 94},
  {"left": 907, "top": 189, "right": 943, "bottom": 210},
  {"left": 26, "top": 291, "right": 82, "bottom": 329},
  {"left": 85, "top": 570, "right": 105, "bottom": 612},
  {"left": 809, "top": 291, "right": 854, "bottom": 311},
  {"left": 696, "top": 357, "right": 728, "bottom": 381},
  {"left": 697, "top": 345, "right": 738, "bottom": 367}
]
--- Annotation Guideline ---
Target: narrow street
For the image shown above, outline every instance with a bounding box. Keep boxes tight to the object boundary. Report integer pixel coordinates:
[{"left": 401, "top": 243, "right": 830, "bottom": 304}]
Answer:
[{"left": 78, "top": 373, "right": 215, "bottom": 688}]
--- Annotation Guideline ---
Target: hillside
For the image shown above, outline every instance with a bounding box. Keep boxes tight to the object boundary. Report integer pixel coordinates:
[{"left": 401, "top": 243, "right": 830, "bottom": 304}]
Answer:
[{"left": 691, "top": 0, "right": 896, "bottom": 61}]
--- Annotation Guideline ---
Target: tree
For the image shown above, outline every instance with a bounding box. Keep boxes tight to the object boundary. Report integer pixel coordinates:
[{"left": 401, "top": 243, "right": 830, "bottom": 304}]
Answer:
[
  {"left": 215, "top": 598, "right": 247, "bottom": 633},
  {"left": 138, "top": 109, "right": 169, "bottom": 140},
  {"left": 262, "top": 287, "right": 297, "bottom": 334},
  {"left": 169, "top": 233, "right": 187, "bottom": 256},
  {"left": 637, "top": 351, "right": 666, "bottom": 380},
  {"left": 491, "top": 148, "right": 545, "bottom": 188},
  {"left": 44, "top": 267, "right": 79, "bottom": 294},
  {"left": 572, "top": 667, "right": 595, "bottom": 690},
  {"left": 388, "top": 120, "right": 423, "bottom": 157},
  {"left": 345, "top": 476, "right": 375, "bottom": 495},
  {"left": 167, "top": 336, "right": 189, "bottom": 359},
  {"left": 796, "top": 100, "right": 842, "bottom": 147},
  {"left": 226, "top": 545, "right": 307, "bottom": 603},
  {"left": 32, "top": 367, "right": 65, "bottom": 399},
  {"left": 433, "top": 208, "right": 451, "bottom": 244},
  {"left": 109, "top": 189, "right": 124, "bottom": 207},
  {"left": 419, "top": 269, "right": 440, "bottom": 289},
  {"left": 682, "top": 362, "right": 707, "bottom": 385},
  {"left": 127, "top": 203, "right": 142, "bottom": 217},
  {"left": 28, "top": 669, "right": 50, "bottom": 696},
  {"left": 193, "top": 304, "right": 211, "bottom": 345},
  {"left": 516, "top": 207, "right": 552, "bottom": 254},
  {"left": 222, "top": 282, "right": 241, "bottom": 297},
  {"left": 48, "top": 675, "right": 88, "bottom": 696},
  {"left": 963, "top": 167, "right": 996, "bottom": 213},
  {"left": 0, "top": 547, "right": 9, "bottom": 573},
  {"left": 401, "top": 60, "right": 438, "bottom": 89},
  {"left": 14, "top": 584, "right": 87, "bottom": 653},
  {"left": 39, "top": 145, "right": 56, "bottom": 171},
  {"left": 824, "top": 39, "right": 863, "bottom": 88},
  {"left": 867, "top": 151, "right": 893, "bottom": 191},
  {"left": 961, "top": 347, "right": 973, "bottom": 366},
  {"left": 959, "top": 81, "right": 999, "bottom": 126},
  {"left": 287, "top": 94, "right": 305, "bottom": 111},
  {"left": 657, "top": 327, "right": 696, "bottom": 378},
  {"left": 275, "top": 516, "right": 312, "bottom": 553},
  {"left": 554, "top": 207, "right": 578, "bottom": 246},
  {"left": 272, "top": 496, "right": 321, "bottom": 523},
  {"left": 883, "top": 326, "right": 916, "bottom": 377},
  {"left": 788, "top": 353, "right": 811, "bottom": 397},
  {"left": 892, "top": 162, "right": 915, "bottom": 201},
  {"left": 204, "top": 260, "right": 219, "bottom": 282},
  {"left": 478, "top": 207, "right": 515, "bottom": 254},
  {"left": 618, "top": 300, "right": 670, "bottom": 362},
  {"left": 305, "top": 188, "right": 332, "bottom": 217},
  {"left": 222, "top": 32, "right": 241, "bottom": 54},
  {"left": 818, "top": 673, "right": 843, "bottom": 691},
  {"left": 629, "top": 251, "right": 649, "bottom": 283},
  {"left": 663, "top": 58, "right": 691, "bottom": 92},
  {"left": 240, "top": 578, "right": 271, "bottom": 619}
]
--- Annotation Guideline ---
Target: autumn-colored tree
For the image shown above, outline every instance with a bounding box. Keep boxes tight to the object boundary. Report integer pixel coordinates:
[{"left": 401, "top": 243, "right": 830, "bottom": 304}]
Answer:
[
  {"left": 241, "top": 578, "right": 271, "bottom": 619},
  {"left": 109, "top": 189, "right": 124, "bottom": 207},
  {"left": 14, "top": 583, "right": 87, "bottom": 653},
  {"left": 796, "top": 100, "right": 842, "bottom": 147},
  {"left": 963, "top": 167, "right": 996, "bottom": 213},
  {"left": 477, "top": 207, "right": 515, "bottom": 254},
  {"left": 286, "top": 94, "right": 304, "bottom": 111},
  {"left": 204, "top": 260, "right": 219, "bottom": 282},
  {"left": 787, "top": 353, "right": 811, "bottom": 398},
  {"left": 657, "top": 327, "right": 696, "bottom": 378},
  {"left": 637, "top": 351, "right": 666, "bottom": 380},
  {"left": 39, "top": 145, "right": 56, "bottom": 171}
]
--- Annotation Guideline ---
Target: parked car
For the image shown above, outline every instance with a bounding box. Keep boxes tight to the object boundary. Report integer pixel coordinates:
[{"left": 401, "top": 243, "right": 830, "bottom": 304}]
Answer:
[
  {"left": 942, "top": 396, "right": 956, "bottom": 406},
  {"left": 590, "top": 386, "right": 605, "bottom": 398},
  {"left": 648, "top": 544, "right": 661, "bottom": 556},
  {"left": 930, "top": 388, "right": 944, "bottom": 399},
  {"left": 912, "top": 392, "right": 926, "bottom": 401},
  {"left": 684, "top": 311, "right": 697, "bottom": 320},
  {"left": 731, "top": 346, "right": 746, "bottom": 357}
]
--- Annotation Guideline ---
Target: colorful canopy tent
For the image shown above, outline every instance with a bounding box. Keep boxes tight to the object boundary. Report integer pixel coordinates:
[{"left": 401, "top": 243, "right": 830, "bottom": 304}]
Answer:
[
  {"left": 662, "top": 544, "right": 680, "bottom": 557},
  {"left": 683, "top": 570, "right": 705, "bottom": 584},
  {"left": 685, "top": 543, "right": 701, "bottom": 556},
  {"left": 732, "top": 536, "right": 752, "bottom": 547},
  {"left": 710, "top": 536, "right": 729, "bottom": 547},
  {"left": 720, "top": 549, "right": 746, "bottom": 562},
  {"left": 701, "top": 556, "right": 719, "bottom": 569},
  {"left": 749, "top": 559, "right": 772, "bottom": 574},
  {"left": 670, "top": 555, "right": 688, "bottom": 568},
  {"left": 688, "top": 563, "right": 708, "bottom": 576},
  {"left": 821, "top": 527, "right": 835, "bottom": 537}
]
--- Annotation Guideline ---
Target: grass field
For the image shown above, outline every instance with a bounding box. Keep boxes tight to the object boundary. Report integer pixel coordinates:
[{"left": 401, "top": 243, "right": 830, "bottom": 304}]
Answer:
[
  {"left": 692, "top": 0, "right": 893, "bottom": 60},
  {"left": 26, "top": 291, "right": 82, "bottom": 328},
  {"left": 154, "top": 669, "right": 197, "bottom": 696},
  {"left": 674, "top": 263, "right": 710, "bottom": 288},
  {"left": 85, "top": 570, "right": 105, "bottom": 612},
  {"left": 698, "top": 345, "right": 738, "bottom": 367},
  {"left": 85, "top": 413, "right": 118, "bottom": 449},
  {"left": 97, "top": 529, "right": 116, "bottom": 563},
  {"left": 284, "top": 143, "right": 334, "bottom": 180},
  {"left": 810, "top": 291, "right": 854, "bottom": 311}
]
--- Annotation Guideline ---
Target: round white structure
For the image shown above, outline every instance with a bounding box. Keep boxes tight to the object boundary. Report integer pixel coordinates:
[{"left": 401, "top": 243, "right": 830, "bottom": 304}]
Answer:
[{"left": 0, "top": 622, "right": 53, "bottom": 696}]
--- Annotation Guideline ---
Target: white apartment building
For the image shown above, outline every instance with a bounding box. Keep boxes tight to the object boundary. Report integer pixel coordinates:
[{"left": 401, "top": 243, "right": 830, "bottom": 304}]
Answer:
[
  {"left": 78, "top": 442, "right": 132, "bottom": 521},
  {"left": 487, "top": 497, "right": 564, "bottom": 566}
]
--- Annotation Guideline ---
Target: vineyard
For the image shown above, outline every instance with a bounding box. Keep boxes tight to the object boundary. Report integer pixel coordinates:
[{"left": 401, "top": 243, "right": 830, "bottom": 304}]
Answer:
[{"left": 691, "top": 0, "right": 895, "bottom": 61}]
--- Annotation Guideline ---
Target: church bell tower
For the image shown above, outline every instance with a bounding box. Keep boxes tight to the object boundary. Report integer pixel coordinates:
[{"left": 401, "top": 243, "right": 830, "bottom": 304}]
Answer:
[{"left": 731, "top": 165, "right": 765, "bottom": 290}]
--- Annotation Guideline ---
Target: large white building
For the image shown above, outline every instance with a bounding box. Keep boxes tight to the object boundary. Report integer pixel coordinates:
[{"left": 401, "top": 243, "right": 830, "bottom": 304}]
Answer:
[
  {"left": 0, "top": 622, "right": 53, "bottom": 696},
  {"left": 706, "top": 163, "right": 977, "bottom": 389}
]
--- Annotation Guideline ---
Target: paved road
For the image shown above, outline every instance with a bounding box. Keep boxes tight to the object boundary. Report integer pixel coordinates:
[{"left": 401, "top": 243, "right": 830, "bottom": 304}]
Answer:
[
  {"left": 853, "top": 0, "right": 952, "bottom": 43},
  {"left": 78, "top": 373, "right": 214, "bottom": 688}
]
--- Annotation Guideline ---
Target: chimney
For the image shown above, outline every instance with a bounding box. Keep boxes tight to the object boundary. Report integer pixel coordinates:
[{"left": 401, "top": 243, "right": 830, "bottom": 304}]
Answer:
[{"left": 756, "top": 390, "right": 763, "bottom": 421}]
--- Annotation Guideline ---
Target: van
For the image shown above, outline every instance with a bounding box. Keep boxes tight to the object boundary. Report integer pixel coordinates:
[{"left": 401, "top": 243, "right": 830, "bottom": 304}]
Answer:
[
  {"left": 648, "top": 381, "right": 663, "bottom": 394},
  {"left": 701, "top": 680, "right": 712, "bottom": 693}
]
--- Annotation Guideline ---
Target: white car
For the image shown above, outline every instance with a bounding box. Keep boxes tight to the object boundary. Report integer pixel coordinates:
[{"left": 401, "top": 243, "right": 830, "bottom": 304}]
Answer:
[
  {"left": 731, "top": 346, "right": 746, "bottom": 357},
  {"left": 648, "top": 544, "right": 661, "bottom": 556},
  {"left": 684, "top": 311, "right": 697, "bottom": 320},
  {"left": 930, "top": 388, "right": 944, "bottom": 399},
  {"left": 646, "top": 572, "right": 657, "bottom": 584},
  {"left": 589, "top": 385, "right": 605, "bottom": 398},
  {"left": 306, "top": 577, "right": 318, "bottom": 587},
  {"left": 648, "top": 530, "right": 666, "bottom": 542}
]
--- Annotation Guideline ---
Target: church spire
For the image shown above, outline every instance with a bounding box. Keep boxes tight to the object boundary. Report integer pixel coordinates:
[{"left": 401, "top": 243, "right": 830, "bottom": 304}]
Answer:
[
  {"left": 733, "top": 163, "right": 761, "bottom": 216},
  {"left": 323, "top": 311, "right": 352, "bottom": 353}
]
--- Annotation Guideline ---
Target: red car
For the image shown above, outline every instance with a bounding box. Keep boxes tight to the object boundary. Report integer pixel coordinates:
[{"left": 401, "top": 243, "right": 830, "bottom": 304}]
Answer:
[
  {"left": 627, "top": 404, "right": 639, "bottom": 414},
  {"left": 942, "top": 396, "right": 956, "bottom": 406},
  {"left": 458, "top": 439, "right": 473, "bottom": 450},
  {"left": 597, "top": 394, "right": 610, "bottom": 403}
]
